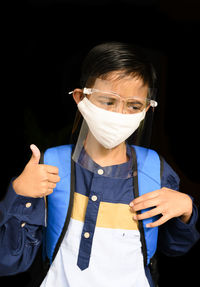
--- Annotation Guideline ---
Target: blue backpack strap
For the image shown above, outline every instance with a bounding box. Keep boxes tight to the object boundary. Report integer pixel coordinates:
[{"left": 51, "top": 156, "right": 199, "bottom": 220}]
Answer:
[
  {"left": 43, "top": 144, "right": 73, "bottom": 263},
  {"left": 133, "top": 145, "right": 161, "bottom": 265}
]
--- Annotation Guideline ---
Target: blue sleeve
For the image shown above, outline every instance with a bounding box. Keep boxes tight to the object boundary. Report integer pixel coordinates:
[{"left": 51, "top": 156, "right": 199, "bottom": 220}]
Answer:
[
  {"left": 0, "top": 179, "right": 45, "bottom": 276},
  {"left": 157, "top": 159, "right": 200, "bottom": 256}
]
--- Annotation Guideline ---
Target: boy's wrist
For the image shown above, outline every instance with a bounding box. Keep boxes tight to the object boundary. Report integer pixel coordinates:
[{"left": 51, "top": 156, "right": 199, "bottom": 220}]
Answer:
[{"left": 180, "top": 195, "right": 193, "bottom": 224}]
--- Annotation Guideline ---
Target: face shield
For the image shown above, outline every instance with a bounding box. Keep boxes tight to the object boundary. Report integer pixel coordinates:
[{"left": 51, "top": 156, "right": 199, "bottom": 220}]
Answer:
[{"left": 69, "top": 78, "right": 158, "bottom": 178}]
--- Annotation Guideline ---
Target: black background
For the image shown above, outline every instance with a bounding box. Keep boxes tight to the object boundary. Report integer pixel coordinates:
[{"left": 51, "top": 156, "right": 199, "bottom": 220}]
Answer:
[{"left": 1, "top": 0, "right": 200, "bottom": 286}]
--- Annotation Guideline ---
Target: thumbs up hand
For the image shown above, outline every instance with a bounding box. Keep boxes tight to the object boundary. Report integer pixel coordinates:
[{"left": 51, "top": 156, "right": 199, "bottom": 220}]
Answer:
[{"left": 13, "top": 144, "right": 60, "bottom": 198}]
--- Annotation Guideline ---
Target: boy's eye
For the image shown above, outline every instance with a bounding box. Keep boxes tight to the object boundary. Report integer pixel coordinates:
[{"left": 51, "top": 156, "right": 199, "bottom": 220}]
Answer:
[
  {"left": 127, "top": 102, "right": 143, "bottom": 111},
  {"left": 98, "top": 96, "right": 117, "bottom": 106},
  {"left": 101, "top": 100, "right": 115, "bottom": 106}
]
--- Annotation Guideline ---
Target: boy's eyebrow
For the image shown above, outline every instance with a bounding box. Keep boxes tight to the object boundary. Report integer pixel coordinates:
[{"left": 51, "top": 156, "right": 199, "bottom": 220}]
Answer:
[
  {"left": 93, "top": 89, "right": 119, "bottom": 96},
  {"left": 127, "top": 99, "right": 144, "bottom": 104},
  {"left": 97, "top": 95, "right": 117, "bottom": 99}
]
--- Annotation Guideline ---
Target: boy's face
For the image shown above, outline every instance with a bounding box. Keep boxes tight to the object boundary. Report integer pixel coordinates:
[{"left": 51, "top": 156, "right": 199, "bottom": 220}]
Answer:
[
  {"left": 73, "top": 71, "right": 149, "bottom": 114},
  {"left": 72, "top": 71, "right": 150, "bottom": 151}
]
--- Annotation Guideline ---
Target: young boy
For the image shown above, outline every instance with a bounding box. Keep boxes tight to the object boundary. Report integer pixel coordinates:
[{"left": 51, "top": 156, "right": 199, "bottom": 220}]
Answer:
[{"left": 0, "top": 42, "right": 199, "bottom": 287}]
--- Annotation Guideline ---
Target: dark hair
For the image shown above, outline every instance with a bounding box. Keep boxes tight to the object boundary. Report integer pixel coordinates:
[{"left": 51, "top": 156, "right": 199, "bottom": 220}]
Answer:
[{"left": 80, "top": 42, "right": 157, "bottom": 99}]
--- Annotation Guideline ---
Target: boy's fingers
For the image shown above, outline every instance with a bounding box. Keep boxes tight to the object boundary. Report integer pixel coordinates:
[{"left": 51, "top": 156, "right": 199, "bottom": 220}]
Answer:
[
  {"left": 132, "top": 190, "right": 160, "bottom": 205},
  {"left": 47, "top": 173, "right": 60, "bottom": 183},
  {"left": 146, "top": 215, "right": 169, "bottom": 228},
  {"left": 129, "top": 192, "right": 157, "bottom": 208},
  {"left": 48, "top": 182, "right": 57, "bottom": 189},
  {"left": 134, "top": 207, "right": 162, "bottom": 221},
  {"left": 45, "top": 165, "right": 59, "bottom": 174},
  {"left": 132, "top": 198, "right": 160, "bottom": 212}
]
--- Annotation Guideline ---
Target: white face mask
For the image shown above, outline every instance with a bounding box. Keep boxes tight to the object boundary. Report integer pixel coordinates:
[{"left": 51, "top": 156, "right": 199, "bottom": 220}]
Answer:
[{"left": 78, "top": 97, "right": 146, "bottom": 149}]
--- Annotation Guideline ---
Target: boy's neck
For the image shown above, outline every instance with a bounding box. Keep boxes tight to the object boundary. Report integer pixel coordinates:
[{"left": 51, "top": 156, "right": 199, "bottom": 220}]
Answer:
[{"left": 84, "top": 132, "right": 129, "bottom": 167}]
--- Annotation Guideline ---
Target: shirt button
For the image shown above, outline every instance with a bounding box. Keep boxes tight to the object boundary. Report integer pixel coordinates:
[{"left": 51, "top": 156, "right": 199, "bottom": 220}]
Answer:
[
  {"left": 97, "top": 169, "right": 104, "bottom": 175},
  {"left": 84, "top": 232, "right": 90, "bottom": 239},
  {"left": 91, "top": 195, "right": 98, "bottom": 202},
  {"left": 25, "top": 202, "right": 32, "bottom": 208},
  {"left": 21, "top": 222, "right": 26, "bottom": 228}
]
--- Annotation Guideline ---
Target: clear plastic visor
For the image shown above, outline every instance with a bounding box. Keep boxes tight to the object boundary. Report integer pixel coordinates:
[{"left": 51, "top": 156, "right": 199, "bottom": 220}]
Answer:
[
  {"left": 70, "top": 78, "right": 157, "bottom": 178},
  {"left": 72, "top": 119, "right": 137, "bottom": 179}
]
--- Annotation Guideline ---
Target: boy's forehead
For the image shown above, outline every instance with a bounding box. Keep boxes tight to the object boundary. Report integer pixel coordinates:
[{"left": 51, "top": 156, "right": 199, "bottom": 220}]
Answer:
[{"left": 92, "top": 76, "right": 148, "bottom": 98}]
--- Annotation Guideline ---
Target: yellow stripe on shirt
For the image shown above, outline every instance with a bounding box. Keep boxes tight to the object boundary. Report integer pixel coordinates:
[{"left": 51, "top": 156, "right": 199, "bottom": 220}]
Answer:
[{"left": 71, "top": 192, "right": 138, "bottom": 230}]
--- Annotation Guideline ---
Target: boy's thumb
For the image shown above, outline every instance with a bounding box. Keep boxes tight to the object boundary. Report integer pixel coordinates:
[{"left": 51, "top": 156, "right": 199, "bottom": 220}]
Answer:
[{"left": 29, "top": 144, "right": 41, "bottom": 164}]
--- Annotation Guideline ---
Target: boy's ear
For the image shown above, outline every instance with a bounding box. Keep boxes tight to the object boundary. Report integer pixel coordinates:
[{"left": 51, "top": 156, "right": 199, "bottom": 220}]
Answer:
[{"left": 72, "top": 89, "right": 84, "bottom": 104}]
